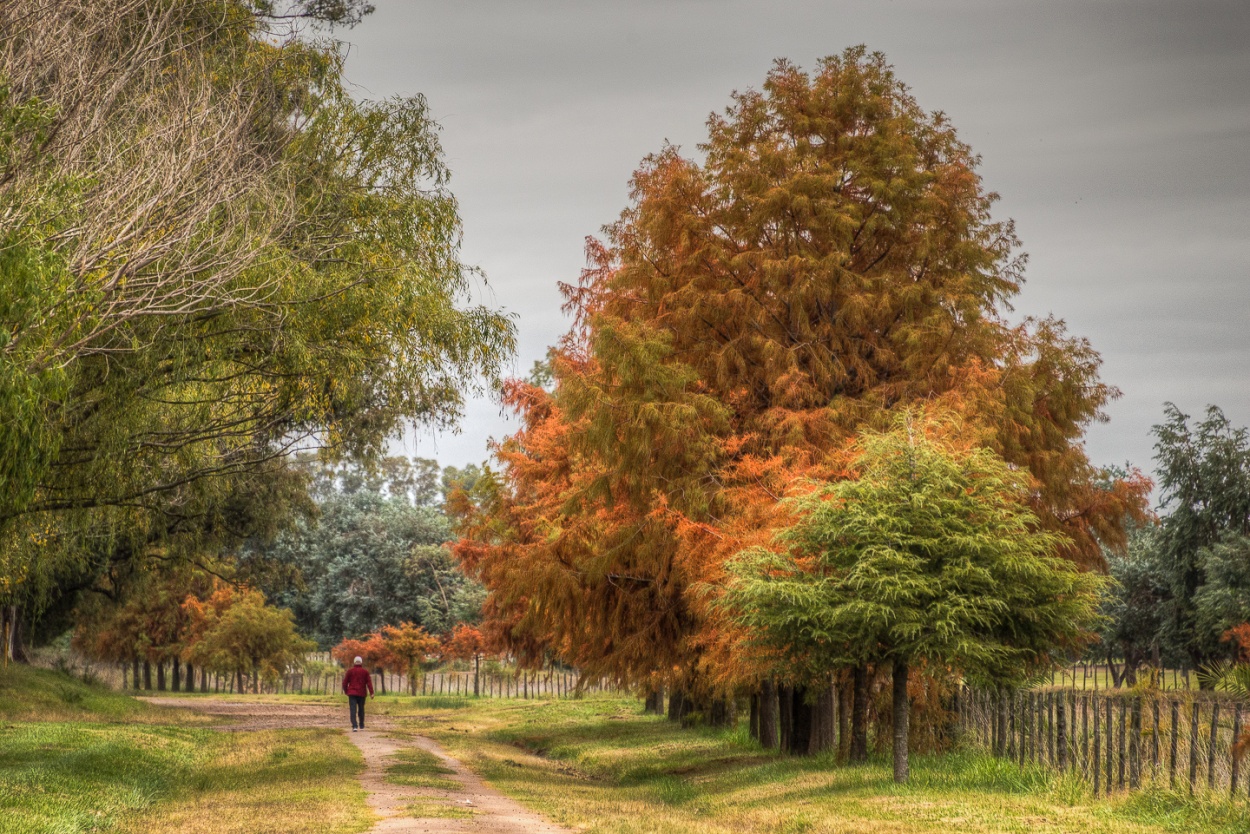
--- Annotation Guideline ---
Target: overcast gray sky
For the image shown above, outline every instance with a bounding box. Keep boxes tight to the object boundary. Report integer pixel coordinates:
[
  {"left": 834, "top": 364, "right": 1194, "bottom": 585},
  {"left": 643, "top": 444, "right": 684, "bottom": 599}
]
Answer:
[{"left": 342, "top": 0, "right": 1250, "bottom": 489}]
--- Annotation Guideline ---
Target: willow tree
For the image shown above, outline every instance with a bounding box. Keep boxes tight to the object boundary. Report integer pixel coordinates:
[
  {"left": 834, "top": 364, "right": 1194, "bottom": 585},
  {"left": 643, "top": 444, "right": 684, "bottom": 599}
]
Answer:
[
  {"left": 455, "top": 48, "right": 1145, "bottom": 703},
  {"left": 0, "top": 0, "right": 513, "bottom": 639},
  {"left": 722, "top": 414, "right": 1104, "bottom": 781}
]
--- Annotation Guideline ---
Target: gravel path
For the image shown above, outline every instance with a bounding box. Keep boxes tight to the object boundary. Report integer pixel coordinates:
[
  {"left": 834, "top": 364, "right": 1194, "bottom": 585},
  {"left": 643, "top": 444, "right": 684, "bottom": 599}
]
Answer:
[{"left": 141, "top": 698, "right": 573, "bottom": 834}]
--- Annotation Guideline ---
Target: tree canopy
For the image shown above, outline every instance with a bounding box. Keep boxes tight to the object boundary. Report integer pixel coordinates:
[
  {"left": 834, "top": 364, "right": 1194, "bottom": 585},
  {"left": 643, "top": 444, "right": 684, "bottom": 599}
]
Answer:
[
  {"left": 453, "top": 48, "right": 1148, "bottom": 695},
  {"left": 258, "top": 456, "right": 484, "bottom": 648},
  {"left": 1153, "top": 404, "right": 1250, "bottom": 668},
  {"left": 719, "top": 414, "right": 1104, "bottom": 780},
  {"left": 0, "top": 0, "right": 513, "bottom": 628}
]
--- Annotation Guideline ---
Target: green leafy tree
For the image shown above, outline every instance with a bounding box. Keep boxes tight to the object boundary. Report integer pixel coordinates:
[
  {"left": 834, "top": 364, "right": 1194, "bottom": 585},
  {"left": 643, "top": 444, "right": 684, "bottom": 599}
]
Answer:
[
  {"left": 720, "top": 413, "right": 1105, "bottom": 782},
  {"left": 1152, "top": 404, "right": 1250, "bottom": 670},
  {"left": 184, "top": 587, "right": 313, "bottom": 693},
  {"left": 1095, "top": 524, "right": 1172, "bottom": 685},
  {"left": 262, "top": 483, "right": 479, "bottom": 647},
  {"left": 0, "top": 0, "right": 513, "bottom": 642},
  {"left": 1193, "top": 536, "right": 1250, "bottom": 654}
]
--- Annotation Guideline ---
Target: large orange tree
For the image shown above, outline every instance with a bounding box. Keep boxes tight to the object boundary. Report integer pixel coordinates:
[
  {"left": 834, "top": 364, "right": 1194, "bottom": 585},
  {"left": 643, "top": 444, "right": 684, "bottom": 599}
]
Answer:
[{"left": 454, "top": 48, "right": 1149, "bottom": 705}]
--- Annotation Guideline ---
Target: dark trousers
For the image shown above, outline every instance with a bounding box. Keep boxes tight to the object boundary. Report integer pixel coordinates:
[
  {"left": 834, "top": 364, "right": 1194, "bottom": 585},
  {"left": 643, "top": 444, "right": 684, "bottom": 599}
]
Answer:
[{"left": 349, "top": 695, "right": 366, "bottom": 729}]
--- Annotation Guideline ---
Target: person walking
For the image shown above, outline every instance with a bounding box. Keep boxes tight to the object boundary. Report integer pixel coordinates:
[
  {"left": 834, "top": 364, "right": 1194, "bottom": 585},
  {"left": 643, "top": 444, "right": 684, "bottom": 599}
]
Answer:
[{"left": 342, "top": 656, "right": 374, "bottom": 731}]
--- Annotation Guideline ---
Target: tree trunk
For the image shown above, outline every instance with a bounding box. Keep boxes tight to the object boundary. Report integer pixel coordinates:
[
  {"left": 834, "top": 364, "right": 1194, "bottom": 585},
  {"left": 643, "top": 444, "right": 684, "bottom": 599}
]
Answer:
[
  {"left": 851, "top": 665, "right": 869, "bottom": 763},
  {"left": 156, "top": 661, "right": 166, "bottom": 691},
  {"left": 1107, "top": 650, "right": 1125, "bottom": 688},
  {"left": 809, "top": 678, "right": 836, "bottom": 755},
  {"left": 893, "top": 659, "right": 910, "bottom": 783},
  {"left": 749, "top": 694, "right": 760, "bottom": 741},
  {"left": 645, "top": 687, "right": 665, "bottom": 715},
  {"left": 132, "top": 657, "right": 141, "bottom": 690},
  {"left": 708, "top": 695, "right": 735, "bottom": 728},
  {"left": 0, "top": 606, "right": 10, "bottom": 664},
  {"left": 200, "top": 666, "right": 208, "bottom": 693},
  {"left": 143, "top": 660, "right": 152, "bottom": 690},
  {"left": 171, "top": 657, "right": 181, "bottom": 691},
  {"left": 778, "top": 684, "right": 794, "bottom": 753},
  {"left": 3, "top": 606, "right": 28, "bottom": 663},
  {"left": 789, "top": 686, "right": 813, "bottom": 755},
  {"left": 837, "top": 674, "right": 852, "bottom": 761},
  {"left": 759, "top": 680, "right": 779, "bottom": 750},
  {"left": 667, "top": 687, "right": 687, "bottom": 722}
]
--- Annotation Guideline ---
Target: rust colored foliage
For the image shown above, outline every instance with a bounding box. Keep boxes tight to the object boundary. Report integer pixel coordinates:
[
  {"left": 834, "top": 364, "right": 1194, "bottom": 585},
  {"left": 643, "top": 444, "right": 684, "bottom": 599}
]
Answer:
[
  {"left": 1223, "top": 623, "right": 1250, "bottom": 663},
  {"left": 331, "top": 634, "right": 390, "bottom": 672},
  {"left": 443, "top": 623, "right": 489, "bottom": 661},
  {"left": 378, "top": 622, "right": 439, "bottom": 694},
  {"left": 453, "top": 48, "right": 1150, "bottom": 693}
]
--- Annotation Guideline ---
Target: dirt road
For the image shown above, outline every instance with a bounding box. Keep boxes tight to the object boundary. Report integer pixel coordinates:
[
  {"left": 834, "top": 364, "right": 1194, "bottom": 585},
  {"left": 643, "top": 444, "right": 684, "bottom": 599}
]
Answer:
[{"left": 142, "top": 698, "right": 573, "bottom": 834}]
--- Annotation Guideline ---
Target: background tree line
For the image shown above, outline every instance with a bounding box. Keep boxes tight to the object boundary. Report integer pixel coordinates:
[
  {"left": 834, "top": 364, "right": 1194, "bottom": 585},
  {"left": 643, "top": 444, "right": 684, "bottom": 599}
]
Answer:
[
  {"left": 1096, "top": 404, "right": 1250, "bottom": 688},
  {"left": 68, "top": 453, "right": 492, "bottom": 688}
]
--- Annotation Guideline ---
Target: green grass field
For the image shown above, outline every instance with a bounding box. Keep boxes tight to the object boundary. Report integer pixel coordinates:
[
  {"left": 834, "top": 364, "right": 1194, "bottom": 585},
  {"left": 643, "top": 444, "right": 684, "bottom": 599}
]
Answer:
[
  {"left": 4, "top": 665, "right": 1250, "bottom": 834},
  {"left": 382, "top": 695, "right": 1250, "bottom": 834},
  {"left": 0, "top": 664, "right": 371, "bottom": 834}
]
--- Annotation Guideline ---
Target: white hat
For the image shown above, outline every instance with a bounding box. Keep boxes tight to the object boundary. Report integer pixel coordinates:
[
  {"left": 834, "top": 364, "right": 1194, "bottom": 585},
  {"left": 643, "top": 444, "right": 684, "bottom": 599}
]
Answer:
[{"left": 353, "top": 656, "right": 363, "bottom": 665}]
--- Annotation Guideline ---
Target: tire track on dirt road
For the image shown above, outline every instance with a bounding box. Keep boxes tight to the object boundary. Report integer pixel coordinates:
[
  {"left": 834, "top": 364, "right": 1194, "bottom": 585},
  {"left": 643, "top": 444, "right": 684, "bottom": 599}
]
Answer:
[{"left": 142, "top": 698, "right": 573, "bottom": 834}]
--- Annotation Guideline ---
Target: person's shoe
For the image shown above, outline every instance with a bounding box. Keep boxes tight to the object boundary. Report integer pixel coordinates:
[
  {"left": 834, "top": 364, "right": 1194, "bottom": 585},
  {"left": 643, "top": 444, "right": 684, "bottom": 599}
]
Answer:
[{"left": 352, "top": 728, "right": 357, "bottom": 732}]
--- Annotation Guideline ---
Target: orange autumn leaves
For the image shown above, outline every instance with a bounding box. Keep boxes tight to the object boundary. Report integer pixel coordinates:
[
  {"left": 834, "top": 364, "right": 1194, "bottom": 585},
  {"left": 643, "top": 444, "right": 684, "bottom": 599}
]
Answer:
[
  {"left": 451, "top": 49, "right": 1150, "bottom": 693},
  {"left": 331, "top": 623, "right": 489, "bottom": 694}
]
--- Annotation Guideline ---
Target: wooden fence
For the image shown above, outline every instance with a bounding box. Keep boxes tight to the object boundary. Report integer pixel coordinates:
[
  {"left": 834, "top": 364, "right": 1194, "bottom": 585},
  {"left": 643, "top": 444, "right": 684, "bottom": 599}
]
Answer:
[
  {"left": 960, "top": 687, "right": 1250, "bottom": 797},
  {"left": 286, "top": 668, "right": 613, "bottom": 699}
]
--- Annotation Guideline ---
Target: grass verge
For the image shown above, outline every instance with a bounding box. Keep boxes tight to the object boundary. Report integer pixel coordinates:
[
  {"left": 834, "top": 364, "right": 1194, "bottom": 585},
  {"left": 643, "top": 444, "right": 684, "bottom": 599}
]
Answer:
[
  {"left": 381, "top": 695, "right": 1250, "bottom": 834},
  {"left": 0, "top": 664, "right": 371, "bottom": 834},
  {"left": 384, "top": 746, "right": 457, "bottom": 790}
]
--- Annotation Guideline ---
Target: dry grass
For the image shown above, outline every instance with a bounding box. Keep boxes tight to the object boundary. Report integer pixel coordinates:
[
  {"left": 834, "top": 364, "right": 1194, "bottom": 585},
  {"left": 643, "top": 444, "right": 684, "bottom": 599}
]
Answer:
[
  {"left": 0, "top": 664, "right": 371, "bottom": 834},
  {"left": 379, "top": 695, "right": 1250, "bottom": 834},
  {"left": 116, "top": 728, "right": 371, "bottom": 834}
]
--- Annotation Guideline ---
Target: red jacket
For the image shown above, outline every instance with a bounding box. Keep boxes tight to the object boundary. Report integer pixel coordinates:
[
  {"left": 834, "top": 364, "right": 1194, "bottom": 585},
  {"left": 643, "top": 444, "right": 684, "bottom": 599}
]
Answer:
[{"left": 342, "top": 665, "right": 374, "bottom": 697}]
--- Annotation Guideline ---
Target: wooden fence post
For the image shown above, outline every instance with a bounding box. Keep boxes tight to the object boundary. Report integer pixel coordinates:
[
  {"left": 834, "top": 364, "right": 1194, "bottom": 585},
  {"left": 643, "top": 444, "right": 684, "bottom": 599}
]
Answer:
[
  {"left": 1040, "top": 695, "right": 1050, "bottom": 765},
  {"left": 1081, "top": 694, "right": 1090, "bottom": 776},
  {"left": 1093, "top": 695, "right": 1101, "bottom": 796},
  {"left": 1231, "top": 705, "right": 1241, "bottom": 797},
  {"left": 1151, "top": 697, "right": 1160, "bottom": 781},
  {"left": 1072, "top": 691, "right": 1080, "bottom": 767},
  {"left": 1189, "top": 701, "right": 1200, "bottom": 794},
  {"left": 999, "top": 691, "right": 1009, "bottom": 758},
  {"left": 1208, "top": 702, "right": 1220, "bottom": 791},
  {"left": 1057, "top": 694, "right": 1067, "bottom": 770},
  {"left": 1125, "top": 700, "right": 1135, "bottom": 790},
  {"left": 989, "top": 691, "right": 999, "bottom": 755},
  {"left": 1130, "top": 697, "right": 1142, "bottom": 789},
  {"left": 1104, "top": 696, "right": 1114, "bottom": 795},
  {"left": 1170, "top": 699, "right": 1179, "bottom": 788},
  {"left": 1008, "top": 692, "right": 1017, "bottom": 762},
  {"left": 1031, "top": 692, "right": 1038, "bottom": 764}
]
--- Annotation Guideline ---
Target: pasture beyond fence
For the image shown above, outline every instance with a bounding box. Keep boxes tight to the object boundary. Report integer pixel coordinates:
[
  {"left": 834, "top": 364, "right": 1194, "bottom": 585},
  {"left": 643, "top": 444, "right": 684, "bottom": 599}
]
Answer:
[
  {"left": 72, "top": 656, "right": 617, "bottom": 700},
  {"left": 960, "top": 687, "right": 1250, "bottom": 798}
]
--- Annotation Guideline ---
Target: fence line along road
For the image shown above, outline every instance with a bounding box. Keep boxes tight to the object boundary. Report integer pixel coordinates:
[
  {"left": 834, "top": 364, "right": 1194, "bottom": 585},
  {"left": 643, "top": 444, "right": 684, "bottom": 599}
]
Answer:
[{"left": 960, "top": 687, "right": 1250, "bottom": 798}]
